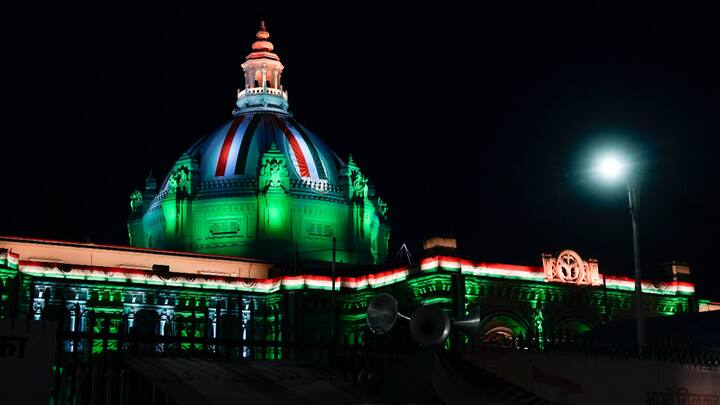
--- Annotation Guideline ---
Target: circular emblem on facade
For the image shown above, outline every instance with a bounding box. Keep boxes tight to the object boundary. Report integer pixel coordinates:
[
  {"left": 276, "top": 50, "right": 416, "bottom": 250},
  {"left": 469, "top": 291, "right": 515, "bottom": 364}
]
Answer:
[{"left": 555, "top": 250, "right": 585, "bottom": 283}]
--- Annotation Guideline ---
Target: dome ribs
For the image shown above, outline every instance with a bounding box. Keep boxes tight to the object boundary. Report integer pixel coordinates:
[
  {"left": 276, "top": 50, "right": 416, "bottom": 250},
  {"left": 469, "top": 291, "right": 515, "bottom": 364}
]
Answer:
[
  {"left": 214, "top": 115, "right": 247, "bottom": 177},
  {"left": 271, "top": 114, "right": 310, "bottom": 178},
  {"left": 288, "top": 117, "right": 328, "bottom": 180},
  {"left": 233, "top": 114, "right": 262, "bottom": 176}
]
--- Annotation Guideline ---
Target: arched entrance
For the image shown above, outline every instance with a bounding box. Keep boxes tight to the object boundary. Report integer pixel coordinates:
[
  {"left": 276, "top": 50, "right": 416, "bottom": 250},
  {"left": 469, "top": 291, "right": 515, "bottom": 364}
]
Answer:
[{"left": 480, "top": 313, "right": 528, "bottom": 345}]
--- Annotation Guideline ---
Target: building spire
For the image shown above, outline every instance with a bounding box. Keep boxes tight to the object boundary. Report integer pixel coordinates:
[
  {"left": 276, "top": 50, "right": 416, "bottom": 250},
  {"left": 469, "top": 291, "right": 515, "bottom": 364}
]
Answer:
[
  {"left": 258, "top": 20, "right": 269, "bottom": 38},
  {"left": 251, "top": 20, "right": 274, "bottom": 52},
  {"left": 235, "top": 20, "right": 289, "bottom": 115}
]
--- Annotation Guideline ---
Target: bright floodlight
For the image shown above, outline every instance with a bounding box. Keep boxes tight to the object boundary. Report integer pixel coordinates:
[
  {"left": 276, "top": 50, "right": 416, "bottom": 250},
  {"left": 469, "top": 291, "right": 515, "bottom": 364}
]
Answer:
[{"left": 596, "top": 154, "right": 626, "bottom": 181}]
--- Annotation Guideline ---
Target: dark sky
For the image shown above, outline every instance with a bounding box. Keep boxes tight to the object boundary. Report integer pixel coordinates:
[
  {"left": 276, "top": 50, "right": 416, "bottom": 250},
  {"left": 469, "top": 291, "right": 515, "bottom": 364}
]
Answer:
[{"left": 2, "top": 2, "right": 719, "bottom": 297}]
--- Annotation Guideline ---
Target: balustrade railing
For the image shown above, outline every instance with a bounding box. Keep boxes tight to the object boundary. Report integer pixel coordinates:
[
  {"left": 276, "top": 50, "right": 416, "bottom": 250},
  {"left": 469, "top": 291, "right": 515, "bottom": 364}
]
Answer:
[{"left": 237, "top": 87, "right": 288, "bottom": 99}]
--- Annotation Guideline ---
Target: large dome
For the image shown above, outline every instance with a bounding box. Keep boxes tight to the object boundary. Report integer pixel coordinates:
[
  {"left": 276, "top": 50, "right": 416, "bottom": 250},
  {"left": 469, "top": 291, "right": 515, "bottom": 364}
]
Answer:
[
  {"left": 127, "top": 22, "right": 390, "bottom": 265},
  {"left": 163, "top": 112, "right": 343, "bottom": 195}
]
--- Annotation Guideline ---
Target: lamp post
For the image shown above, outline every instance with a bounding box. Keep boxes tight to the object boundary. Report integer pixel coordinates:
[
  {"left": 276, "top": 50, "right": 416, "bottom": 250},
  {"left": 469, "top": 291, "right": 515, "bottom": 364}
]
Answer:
[
  {"left": 331, "top": 236, "right": 337, "bottom": 343},
  {"left": 596, "top": 154, "right": 645, "bottom": 350},
  {"left": 295, "top": 241, "right": 338, "bottom": 342}
]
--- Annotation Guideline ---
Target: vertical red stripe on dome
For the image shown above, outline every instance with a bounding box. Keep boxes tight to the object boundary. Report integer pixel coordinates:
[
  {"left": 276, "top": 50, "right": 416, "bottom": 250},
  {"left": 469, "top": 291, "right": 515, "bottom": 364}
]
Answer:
[
  {"left": 273, "top": 116, "right": 310, "bottom": 177},
  {"left": 215, "top": 116, "right": 245, "bottom": 176},
  {"left": 289, "top": 117, "right": 327, "bottom": 180}
]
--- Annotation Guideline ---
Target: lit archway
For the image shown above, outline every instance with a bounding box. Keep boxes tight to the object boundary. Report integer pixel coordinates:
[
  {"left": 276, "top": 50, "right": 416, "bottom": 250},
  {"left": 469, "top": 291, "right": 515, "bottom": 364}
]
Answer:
[
  {"left": 482, "top": 326, "right": 514, "bottom": 345},
  {"left": 480, "top": 314, "right": 527, "bottom": 345}
]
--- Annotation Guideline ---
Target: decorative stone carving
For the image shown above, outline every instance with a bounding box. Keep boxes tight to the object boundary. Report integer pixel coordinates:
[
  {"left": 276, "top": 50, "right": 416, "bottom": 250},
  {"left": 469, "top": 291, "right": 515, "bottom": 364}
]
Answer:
[
  {"left": 168, "top": 165, "right": 190, "bottom": 194},
  {"left": 258, "top": 142, "right": 289, "bottom": 192},
  {"left": 542, "top": 250, "right": 601, "bottom": 285},
  {"left": 261, "top": 157, "right": 283, "bottom": 188},
  {"left": 376, "top": 197, "right": 388, "bottom": 217},
  {"left": 532, "top": 305, "right": 544, "bottom": 338},
  {"left": 130, "top": 190, "right": 143, "bottom": 214},
  {"left": 350, "top": 169, "right": 367, "bottom": 199}
]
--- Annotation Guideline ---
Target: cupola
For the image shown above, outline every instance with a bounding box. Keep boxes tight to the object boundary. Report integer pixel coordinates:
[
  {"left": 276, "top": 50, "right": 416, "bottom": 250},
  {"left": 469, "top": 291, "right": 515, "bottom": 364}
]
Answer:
[{"left": 235, "top": 21, "right": 289, "bottom": 114}]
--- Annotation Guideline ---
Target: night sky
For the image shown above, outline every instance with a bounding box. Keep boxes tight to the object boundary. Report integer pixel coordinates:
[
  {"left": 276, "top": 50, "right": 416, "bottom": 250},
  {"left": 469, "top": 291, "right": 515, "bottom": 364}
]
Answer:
[{"left": 2, "top": 3, "right": 719, "bottom": 297}]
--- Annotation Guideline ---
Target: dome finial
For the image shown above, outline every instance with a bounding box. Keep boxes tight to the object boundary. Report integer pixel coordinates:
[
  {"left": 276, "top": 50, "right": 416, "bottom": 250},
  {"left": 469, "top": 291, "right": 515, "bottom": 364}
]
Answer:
[{"left": 257, "top": 20, "right": 270, "bottom": 40}]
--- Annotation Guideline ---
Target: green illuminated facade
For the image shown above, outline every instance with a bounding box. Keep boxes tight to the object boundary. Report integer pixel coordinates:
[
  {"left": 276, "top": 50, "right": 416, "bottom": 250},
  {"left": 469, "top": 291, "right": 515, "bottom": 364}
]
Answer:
[
  {"left": 0, "top": 243, "right": 700, "bottom": 352},
  {"left": 0, "top": 238, "right": 706, "bottom": 403}
]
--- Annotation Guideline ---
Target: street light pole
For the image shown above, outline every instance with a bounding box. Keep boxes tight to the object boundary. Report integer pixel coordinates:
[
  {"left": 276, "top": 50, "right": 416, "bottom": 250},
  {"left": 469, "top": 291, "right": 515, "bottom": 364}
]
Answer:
[
  {"left": 294, "top": 243, "right": 339, "bottom": 350},
  {"left": 330, "top": 237, "right": 336, "bottom": 341},
  {"left": 627, "top": 177, "right": 645, "bottom": 350},
  {"left": 595, "top": 152, "right": 645, "bottom": 351}
]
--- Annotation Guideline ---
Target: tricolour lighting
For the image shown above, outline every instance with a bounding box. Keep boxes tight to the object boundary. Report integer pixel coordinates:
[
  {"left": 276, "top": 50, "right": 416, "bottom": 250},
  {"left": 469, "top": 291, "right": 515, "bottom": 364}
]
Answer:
[{"left": 8, "top": 253, "right": 695, "bottom": 297}]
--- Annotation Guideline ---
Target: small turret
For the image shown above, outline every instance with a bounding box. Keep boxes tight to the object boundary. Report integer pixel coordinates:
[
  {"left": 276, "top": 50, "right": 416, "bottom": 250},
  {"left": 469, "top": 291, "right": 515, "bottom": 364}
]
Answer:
[{"left": 235, "top": 21, "right": 289, "bottom": 114}]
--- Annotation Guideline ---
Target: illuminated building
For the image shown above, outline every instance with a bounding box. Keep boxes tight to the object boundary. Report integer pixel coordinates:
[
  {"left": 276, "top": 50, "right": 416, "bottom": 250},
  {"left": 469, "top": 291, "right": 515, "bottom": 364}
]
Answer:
[
  {"left": 0, "top": 21, "right": 713, "bottom": 403},
  {"left": 127, "top": 21, "right": 390, "bottom": 265}
]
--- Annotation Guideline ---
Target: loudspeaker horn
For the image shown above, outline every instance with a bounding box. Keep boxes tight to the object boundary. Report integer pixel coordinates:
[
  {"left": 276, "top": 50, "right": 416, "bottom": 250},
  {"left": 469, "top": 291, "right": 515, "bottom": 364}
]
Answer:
[
  {"left": 366, "top": 293, "right": 410, "bottom": 335},
  {"left": 409, "top": 305, "right": 482, "bottom": 345},
  {"left": 409, "top": 305, "right": 451, "bottom": 345}
]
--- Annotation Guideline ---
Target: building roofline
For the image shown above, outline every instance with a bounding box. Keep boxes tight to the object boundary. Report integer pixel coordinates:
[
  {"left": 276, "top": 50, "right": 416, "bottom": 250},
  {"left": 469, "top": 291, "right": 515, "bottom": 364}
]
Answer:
[{"left": 0, "top": 235, "right": 272, "bottom": 265}]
